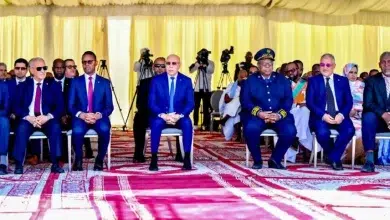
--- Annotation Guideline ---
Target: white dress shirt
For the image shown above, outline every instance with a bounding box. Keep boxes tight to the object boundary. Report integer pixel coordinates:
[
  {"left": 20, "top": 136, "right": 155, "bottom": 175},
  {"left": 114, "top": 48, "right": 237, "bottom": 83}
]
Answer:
[
  {"left": 28, "top": 79, "right": 44, "bottom": 117},
  {"left": 323, "top": 74, "right": 339, "bottom": 111},
  {"left": 76, "top": 73, "right": 97, "bottom": 117},
  {"left": 16, "top": 77, "right": 26, "bottom": 85},
  {"left": 167, "top": 73, "right": 178, "bottom": 93},
  {"left": 54, "top": 76, "right": 65, "bottom": 92}
]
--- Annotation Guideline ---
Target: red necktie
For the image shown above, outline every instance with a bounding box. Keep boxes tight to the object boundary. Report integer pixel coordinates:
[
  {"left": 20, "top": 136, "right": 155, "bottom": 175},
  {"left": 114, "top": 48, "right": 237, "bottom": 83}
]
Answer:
[{"left": 34, "top": 83, "right": 42, "bottom": 116}]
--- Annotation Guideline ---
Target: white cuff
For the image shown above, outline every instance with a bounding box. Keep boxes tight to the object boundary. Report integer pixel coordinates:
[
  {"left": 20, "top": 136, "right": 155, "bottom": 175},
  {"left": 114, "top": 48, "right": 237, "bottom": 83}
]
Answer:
[
  {"left": 47, "top": 113, "right": 54, "bottom": 119},
  {"left": 76, "top": 111, "right": 82, "bottom": 118}
]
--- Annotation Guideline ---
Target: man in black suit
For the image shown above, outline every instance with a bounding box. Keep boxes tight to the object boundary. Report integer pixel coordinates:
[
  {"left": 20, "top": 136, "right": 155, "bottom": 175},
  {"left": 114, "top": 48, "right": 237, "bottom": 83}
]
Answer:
[
  {"left": 52, "top": 58, "right": 94, "bottom": 161},
  {"left": 362, "top": 51, "right": 390, "bottom": 172},
  {"left": 133, "top": 57, "right": 166, "bottom": 162},
  {"left": 234, "top": 51, "right": 256, "bottom": 81}
]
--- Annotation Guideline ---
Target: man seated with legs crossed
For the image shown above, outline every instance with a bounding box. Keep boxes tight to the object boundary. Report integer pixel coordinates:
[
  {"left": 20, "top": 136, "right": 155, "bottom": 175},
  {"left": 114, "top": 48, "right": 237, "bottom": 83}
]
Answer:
[
  {"left": 68, "top": 51, "right": 114, "bottom": 171},
  {"left": 148, "top": 54, "right": 195, "bottom": 171},
  {"left": 13, "top": 57, "right": 64, "bottom": 174},
  {"left": 306, "top": 53, "right": 355, "bottom": 170}
]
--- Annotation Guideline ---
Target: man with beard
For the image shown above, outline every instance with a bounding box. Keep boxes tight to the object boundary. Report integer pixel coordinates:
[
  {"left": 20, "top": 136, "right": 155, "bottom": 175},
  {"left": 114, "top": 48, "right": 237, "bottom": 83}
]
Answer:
[{"left": 361, "top": 52, "right": 390, "bottom": 172}]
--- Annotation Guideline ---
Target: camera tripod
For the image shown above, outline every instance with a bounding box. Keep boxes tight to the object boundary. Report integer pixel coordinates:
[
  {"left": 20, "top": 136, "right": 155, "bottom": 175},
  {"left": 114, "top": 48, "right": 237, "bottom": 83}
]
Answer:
[
  {"left": 217, "top": 62, "right": 233, "bottom": 90},
  {"left": 97, "top": 60, "right": 126, "bottom": 127},
  {"left": 123, "top": 61, "right": 153, "bottom": 131}
]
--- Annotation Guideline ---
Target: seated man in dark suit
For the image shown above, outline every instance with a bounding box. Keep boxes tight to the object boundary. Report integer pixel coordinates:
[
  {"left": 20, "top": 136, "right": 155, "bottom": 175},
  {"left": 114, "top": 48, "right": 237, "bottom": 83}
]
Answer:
[
  {"left": 361, "top": 51, "right": 390, "bottom": 172},
  {"left": 306, "top": 53, "right": 355, "bottom": 170},
  {"left": 0, "top": 80, "right": 10, "bottom": 175},
  {"left": 148, "top": 54, "right": 195, "bottom": 171},
  {"left": 13, "top": 57, "right": 65, "bottom": 174},
  {"left": 68, "top": 51, "right": 114, "bottom": 171}
]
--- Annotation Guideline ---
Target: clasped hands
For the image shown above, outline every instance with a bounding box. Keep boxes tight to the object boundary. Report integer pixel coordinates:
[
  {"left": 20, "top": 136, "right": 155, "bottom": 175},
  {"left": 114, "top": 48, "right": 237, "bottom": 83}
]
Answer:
[
  {"left": 26, "top": 115, "right": 50, "bottom": 128},
  {"left": 257, "top": 111, "right": 281, "bottom": 123},
  {"left": 79, "top": 112, "right": 102, "bottom": 124},
  {"left": 381, "top": 112, "right": 390, "bottom": 129},
  {"left": 322, "top": 113, "right": 344, "bottom": 124},
  {"left": 161, "top": 113, "right": 181, "bottom": 125}
]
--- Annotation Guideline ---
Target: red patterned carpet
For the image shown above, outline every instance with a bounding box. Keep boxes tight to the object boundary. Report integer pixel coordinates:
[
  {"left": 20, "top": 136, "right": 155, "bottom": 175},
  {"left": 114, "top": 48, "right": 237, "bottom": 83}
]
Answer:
[{"left": 1, "top": 131, "right": 390, "bottom": 219}]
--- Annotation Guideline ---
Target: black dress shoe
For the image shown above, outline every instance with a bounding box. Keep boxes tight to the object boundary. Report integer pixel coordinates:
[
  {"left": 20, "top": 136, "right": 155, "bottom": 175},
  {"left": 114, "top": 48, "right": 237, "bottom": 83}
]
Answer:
[
  {"left": 85, "top": 152, "right": 94, "bottom": 159},
  {"left": 133, "top": 156, "right": 146, "bottom": 163},
  {"left": 51, "top": 164, "right": 65, "bottom": 173},
  {"left": 149, "top": 153, "right": 158, "bottom": 171},
  {"left": 93, "top": 159, "right": 104, "bottom": 171},
  {"left": 182, "top": 152, "right": 192, "bottom": 170},
  {"left": 0, "top": 164, "right": 7, "bottom": 175},
  {"left": 14, "top": 165, "right": 23, "bottom": 174},
  {"left": 330, "top": 161, "right": 343, "bottom": 171},
  {"left": 268, "top": 159, "right": 286, "bottom": 170},
  {"left": 361, "top": 161, "right": 375, "bottom": 173},
  {"left": 175, "top": 153, "right": 184, "bottom": 162},
  {"left": 72, "top": 160, "right": 83, "bottom": 171},
  {"left": 251, "top": 162, "right": 263, "bottom": 170}
]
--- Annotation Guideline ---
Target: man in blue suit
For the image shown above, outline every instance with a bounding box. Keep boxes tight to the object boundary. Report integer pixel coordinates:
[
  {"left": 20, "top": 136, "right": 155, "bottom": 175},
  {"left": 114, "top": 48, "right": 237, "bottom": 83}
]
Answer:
[
  {"left": 361, "top": 51, "right": 390, "bottom": 173},
  {"left": 13, "top": 57, "right": 65, "bottom": 174},
  {"left": 148, "top": 54, "right": 195, "bottom": 171},
  {"left": 68, "top": 51, "right": 114, "bottom": 171},
  {"left": 306, "top": 53, "right": 354, "bottom": 170},
  {"left": 241, "top": 48, "right": 297, "bottom": 170},
  {"left": 0, "top": 80, "right": 10, "bottom": 175}
]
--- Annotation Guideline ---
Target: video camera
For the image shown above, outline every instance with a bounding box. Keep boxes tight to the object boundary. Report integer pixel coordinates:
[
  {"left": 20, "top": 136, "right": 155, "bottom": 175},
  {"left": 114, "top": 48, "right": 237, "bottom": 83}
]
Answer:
[
  {"left": 220, "top": 46, "right": 234, "bottom": 63},
  {"left": 141, "top": 49, "right": 153, "bottom": 65},
  {"left": 196, "top": 48, "right": 211, "bottom": 66}
]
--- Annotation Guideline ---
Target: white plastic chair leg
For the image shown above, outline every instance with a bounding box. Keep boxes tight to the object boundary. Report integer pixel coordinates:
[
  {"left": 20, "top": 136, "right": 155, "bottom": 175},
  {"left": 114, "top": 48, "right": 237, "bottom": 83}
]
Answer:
[
  {"left": 314, "top": 137, "right": 318, "bottom": 168},
  {"left": 352, "top": 136, "right": 356, "bottom": 170},
  {"left": 143, "top": 133, "right": 149, "bottom": 156},
  {"left": 67, "top": 134, "right": 72, "bottom": 171}
]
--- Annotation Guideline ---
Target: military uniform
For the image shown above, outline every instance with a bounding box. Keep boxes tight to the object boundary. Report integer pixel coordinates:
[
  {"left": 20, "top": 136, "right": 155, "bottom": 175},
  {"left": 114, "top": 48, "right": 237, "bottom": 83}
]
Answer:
[{"left": 240, "top": 48, "right": 297, "bottom": 168}]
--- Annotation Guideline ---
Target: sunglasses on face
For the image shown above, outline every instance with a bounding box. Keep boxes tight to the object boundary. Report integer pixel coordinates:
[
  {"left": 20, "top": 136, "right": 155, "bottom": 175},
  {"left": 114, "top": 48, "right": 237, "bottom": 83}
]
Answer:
[
  {"left": 82, "top": 60, "right": 95, "bottom": 65},
  {"left": 166, "top": 62, "right": 178, "bottom": 66},
  {"left": 286, "top": 68, "right": 296, "bottom": 73},
  {"left": 14, "top": 67, "right": 27, "bottom": 71},
  {"left": 320, "top": 63, "right": 332, "bottom": 68},
  {"left": 154, "top": 64, "right": 166, "bottom": 68},
  {"left": 36, "top": 66, "right": 48, "bottom": 71},
  {"left": 249, "top": 71, "right": 258, "bottom": 74},
  {"left": 66, "top": 65, "right": 77, "bottom": 69}
]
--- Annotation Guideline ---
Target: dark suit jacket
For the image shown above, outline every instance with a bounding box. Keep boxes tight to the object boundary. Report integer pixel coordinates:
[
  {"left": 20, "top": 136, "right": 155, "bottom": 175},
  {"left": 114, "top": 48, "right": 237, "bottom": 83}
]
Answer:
[
  {"left": 0, "top": 80, "right": 10, "bottom": 117},
  {"left": 148, "top": 72, "right": 194, "bottom": 118},
  {"left": 363, "top": 73, "right": 390, "bottom": 117},
  {"left": 136, "top": 77, "right": 153, "bottom": 115},
  {"left": 306, "top": 74, "right": 353, "bottom": 121},
  {"left": 14, "top": 78, "right": 64, "bottom": 120},
  {"left": 68, "top": 74, "right": 114, "bottom": 118}
]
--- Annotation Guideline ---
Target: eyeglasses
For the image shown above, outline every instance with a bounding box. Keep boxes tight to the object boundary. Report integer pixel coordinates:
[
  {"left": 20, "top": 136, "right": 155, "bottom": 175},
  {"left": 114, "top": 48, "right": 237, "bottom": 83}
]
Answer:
[
  {"left": 249, "top": 71, "right": 258, "bottom": 74},
  {"left": 36, "top": 66, "right": 48, "bottom": 71},
  {"left": 320, "top": 63, "right": 333, "bottom": 68},
  {"left": 66, "top": 65, "right": 77, "bottom": 69},
  {"left": 286, "top": 68, "right": 296, "bottom": 73},
  {"left": 154, "top": 64, "right": 166, "bottom": 68},
  {"left": 166, "top": 62, "right": 178, "bottom": 66},
  {"left": 260, "top": 63, "right": 273, "bottom": 68},
  {"left": 14, "top": 67, "right": 27, "bottom": 71},
  {"left": 82, "top": 60, "right": 95, "bottom": 65}
]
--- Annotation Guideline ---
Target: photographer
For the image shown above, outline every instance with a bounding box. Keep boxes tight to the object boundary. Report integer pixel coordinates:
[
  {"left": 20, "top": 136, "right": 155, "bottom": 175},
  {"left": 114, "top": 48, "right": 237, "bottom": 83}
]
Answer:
[
  {"left": 234, "top": 51, "right": 255, "bottom": 81},
  {"left": 133, "top": 48, "right": 154, "bottom": 85},
  {"left": 189, "top": 48, "right": 215, "bottom": 130}
]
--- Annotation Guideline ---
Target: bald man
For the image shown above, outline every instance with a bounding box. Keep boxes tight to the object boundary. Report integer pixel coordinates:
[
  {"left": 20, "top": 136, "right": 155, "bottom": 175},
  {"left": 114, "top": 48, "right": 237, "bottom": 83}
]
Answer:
[{"left": 148, "top": 54, "right": 195, "bottom": 171}]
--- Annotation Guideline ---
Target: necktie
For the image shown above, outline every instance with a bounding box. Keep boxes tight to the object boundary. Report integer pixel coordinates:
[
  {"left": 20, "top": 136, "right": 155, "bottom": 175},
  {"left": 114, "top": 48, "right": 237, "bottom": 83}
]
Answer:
[
  {"left": 88, "top": 77, "right": 93, "bottom": 113},
  {"left": 325, "top": 77, "right": 337, "bottom": 117},
  {"left": 34, "top": 83, "right": 42, "bottom": 116},
  {"left": 169, "top": 77, "right": 175, "bottom": 113}
]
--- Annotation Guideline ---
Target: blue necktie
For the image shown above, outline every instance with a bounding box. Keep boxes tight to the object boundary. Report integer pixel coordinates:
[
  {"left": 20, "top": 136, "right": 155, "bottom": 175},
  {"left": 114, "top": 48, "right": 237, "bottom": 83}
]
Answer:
[{"left": 169, "top": 77, "right": 175, "bottom": 113}]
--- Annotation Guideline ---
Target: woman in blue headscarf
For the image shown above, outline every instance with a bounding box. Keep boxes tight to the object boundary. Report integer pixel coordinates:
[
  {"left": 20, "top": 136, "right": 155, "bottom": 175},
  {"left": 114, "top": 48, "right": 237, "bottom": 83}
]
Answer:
[{"left": 342, "top": 63, "right": 365, "bottom": 163}]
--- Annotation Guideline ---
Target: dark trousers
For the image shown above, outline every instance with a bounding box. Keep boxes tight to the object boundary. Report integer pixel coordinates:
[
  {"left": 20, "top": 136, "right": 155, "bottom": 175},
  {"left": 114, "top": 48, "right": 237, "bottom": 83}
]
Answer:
[
  {"left": 150, "top": 117, "right": 192, "bottom": 154},
  {"left": 72, "top": 117, "right": 110, "bottom": 161},
  {"left": 243, "top": 115, "right": 297, "bottom": 163},
  {"left": 194, "top": 90, "right": 211, "bottom": 128},
  {"left": 0, "top": 116, "right": 10, "bottom": 157},
  {"left": 362, "top": 112, "right": 389, "bottom": 151},
  {"left": 13, "top": 120, "right": 62, "bottom": 165},
  {"left": 133, "top": 112, "right": 149, "bottom": 158},
  {"left": 312, "top": 118, "right": 355, "bottom": 162}
]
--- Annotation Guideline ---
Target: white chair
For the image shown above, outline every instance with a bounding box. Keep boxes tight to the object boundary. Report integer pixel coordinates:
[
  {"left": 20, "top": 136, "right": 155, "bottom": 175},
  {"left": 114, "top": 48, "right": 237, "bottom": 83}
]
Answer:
[
  {"left": 67, "top": 129, "right": 111, "bottom": 172},
  {"left": 145, "top": 128, "right": 194, "bottom": 165},
  {"left": 245, "top": 129, "right": 287, "bottom": 167},
  {"left": 210, "top": 90, "right": 223, "bottom": 132},
  {"left": 312, "top": 129, "right": 357, "bottom": 169}
]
